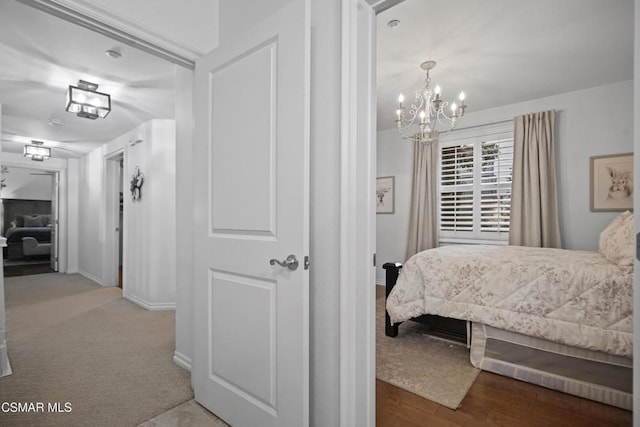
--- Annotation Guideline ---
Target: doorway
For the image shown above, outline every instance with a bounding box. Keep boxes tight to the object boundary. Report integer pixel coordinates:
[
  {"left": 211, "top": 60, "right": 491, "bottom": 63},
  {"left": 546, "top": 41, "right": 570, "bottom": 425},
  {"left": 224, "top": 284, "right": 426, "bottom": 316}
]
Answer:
[
  {"left": 0, "top": 166, "right": 58, "bottom": 277},
  {"left": 105, "top": 152, "right": 124, "bottom": 288}
]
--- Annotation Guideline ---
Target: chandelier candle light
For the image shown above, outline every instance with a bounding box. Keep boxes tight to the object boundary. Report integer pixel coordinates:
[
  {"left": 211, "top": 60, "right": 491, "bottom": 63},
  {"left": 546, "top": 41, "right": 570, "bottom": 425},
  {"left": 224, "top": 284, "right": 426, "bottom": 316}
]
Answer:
[{"left": 395, "top": 60, "right": 466, "bottom": 144}]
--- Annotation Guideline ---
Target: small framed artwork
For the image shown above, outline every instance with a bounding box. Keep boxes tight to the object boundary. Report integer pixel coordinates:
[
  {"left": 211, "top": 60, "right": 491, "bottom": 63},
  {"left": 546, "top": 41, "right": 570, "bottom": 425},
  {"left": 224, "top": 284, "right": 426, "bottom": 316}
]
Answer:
[
  {"left": 590, "top": 153, "right": 633, "bottom": 212},
  {"left": 376, "top": 176, "right": 395, "bottom": 214}
]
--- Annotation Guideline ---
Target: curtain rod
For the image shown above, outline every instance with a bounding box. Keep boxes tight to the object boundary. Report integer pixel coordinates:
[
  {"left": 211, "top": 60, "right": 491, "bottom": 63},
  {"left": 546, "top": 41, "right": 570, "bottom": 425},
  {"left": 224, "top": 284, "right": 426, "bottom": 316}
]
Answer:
[
  {"left": 448, "top": 118, "right": 513, "bottom": 133},
  {"left": 451, "top": 108, "right": 560, "bottom": 133}
]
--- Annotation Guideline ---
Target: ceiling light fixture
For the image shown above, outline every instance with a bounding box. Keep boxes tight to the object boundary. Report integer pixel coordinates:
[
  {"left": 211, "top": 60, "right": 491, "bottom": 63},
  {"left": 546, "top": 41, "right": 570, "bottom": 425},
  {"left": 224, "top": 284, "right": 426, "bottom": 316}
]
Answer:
[
  {"left": 65, "top": 80, "right": 111, "bottom": 120},
  {"left": 24, "top": 141, "right": 51, "bottom": 162},
  {"left": 395, "top": 60, "right": 467, "bottom": 144}
]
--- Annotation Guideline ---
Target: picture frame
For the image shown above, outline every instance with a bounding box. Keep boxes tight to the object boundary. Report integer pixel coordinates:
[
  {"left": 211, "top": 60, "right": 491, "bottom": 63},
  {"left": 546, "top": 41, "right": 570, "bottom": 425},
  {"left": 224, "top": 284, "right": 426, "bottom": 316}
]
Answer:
[
  {"left": 376, "top": 176, "right": 395, "bottom": 214},
  {"left": 590, "top": 153, "right": 633, "bottom": 212}
]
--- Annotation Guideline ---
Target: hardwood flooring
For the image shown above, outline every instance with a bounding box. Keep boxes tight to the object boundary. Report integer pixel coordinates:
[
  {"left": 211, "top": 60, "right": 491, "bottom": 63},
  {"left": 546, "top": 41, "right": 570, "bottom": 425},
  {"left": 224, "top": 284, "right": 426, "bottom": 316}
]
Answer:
[
  {"left": 377, "top": 375, "right": 632, "bottom": 426},
  {"left": 4, "top": 261, "right": 52, "bottom": 277},
  {"left": 375, "top": 286, "right": 632, "bottom": 426}
]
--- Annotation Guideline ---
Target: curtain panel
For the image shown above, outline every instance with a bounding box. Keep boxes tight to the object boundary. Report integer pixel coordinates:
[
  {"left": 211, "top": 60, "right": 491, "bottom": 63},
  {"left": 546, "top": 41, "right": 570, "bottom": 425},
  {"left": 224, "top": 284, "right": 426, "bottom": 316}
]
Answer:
[
  {"left": 406, "top": 140, "right": 438, "bottom": 259},
  {"left": 509, "top": 110, "right": 562, "bottom": 248}
]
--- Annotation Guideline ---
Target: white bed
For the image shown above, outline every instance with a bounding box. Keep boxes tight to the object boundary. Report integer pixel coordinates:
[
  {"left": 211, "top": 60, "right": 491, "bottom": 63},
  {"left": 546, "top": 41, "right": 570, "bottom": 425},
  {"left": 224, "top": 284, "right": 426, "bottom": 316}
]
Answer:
[{"left": 385, "top": 211, "right": 634, "bottom": 409}]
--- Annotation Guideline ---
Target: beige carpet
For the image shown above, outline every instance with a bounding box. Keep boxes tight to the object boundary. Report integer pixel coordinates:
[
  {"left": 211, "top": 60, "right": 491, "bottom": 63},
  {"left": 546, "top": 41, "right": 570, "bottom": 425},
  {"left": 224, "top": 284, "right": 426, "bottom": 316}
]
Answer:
[
  {"left": 0, "top": 273, "right": 193, "bottom": 427},
  {"left": 376, "top": 297, "right": 480, "bottom": 410}
]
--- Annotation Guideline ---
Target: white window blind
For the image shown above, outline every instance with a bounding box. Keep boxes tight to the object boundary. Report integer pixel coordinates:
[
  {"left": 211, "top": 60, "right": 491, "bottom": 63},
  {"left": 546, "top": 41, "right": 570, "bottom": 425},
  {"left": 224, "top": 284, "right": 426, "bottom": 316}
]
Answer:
[
  {"left": 438, "top": 123, "right": 514, "bottom": 244},
  {"left": 480, "top": 139, "right": 513, "bottom": 233}
]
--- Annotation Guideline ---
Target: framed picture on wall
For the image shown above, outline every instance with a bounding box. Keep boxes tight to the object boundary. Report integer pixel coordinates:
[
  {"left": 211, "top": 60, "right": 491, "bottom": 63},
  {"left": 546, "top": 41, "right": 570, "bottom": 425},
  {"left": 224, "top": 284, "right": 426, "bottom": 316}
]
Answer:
[
  {"left": 590, "top": 153, "right": 633, "bottom": 212},
  {"left": 376, "top": 176, "right": 395, "bottom": 214}
]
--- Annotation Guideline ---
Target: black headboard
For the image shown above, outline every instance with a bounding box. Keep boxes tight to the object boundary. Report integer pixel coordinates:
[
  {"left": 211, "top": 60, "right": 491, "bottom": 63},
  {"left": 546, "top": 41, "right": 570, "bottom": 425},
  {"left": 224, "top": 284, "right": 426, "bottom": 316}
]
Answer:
[{"left": 2, "top": 199, "right": 51, "bottom": 236}]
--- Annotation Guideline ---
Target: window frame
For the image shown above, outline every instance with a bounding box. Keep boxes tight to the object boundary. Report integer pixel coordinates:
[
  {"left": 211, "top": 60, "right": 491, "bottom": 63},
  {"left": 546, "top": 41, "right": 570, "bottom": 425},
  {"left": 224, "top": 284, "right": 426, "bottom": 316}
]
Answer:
[{"left": 437, "top": 122, "right": 514, "bottom": 245}]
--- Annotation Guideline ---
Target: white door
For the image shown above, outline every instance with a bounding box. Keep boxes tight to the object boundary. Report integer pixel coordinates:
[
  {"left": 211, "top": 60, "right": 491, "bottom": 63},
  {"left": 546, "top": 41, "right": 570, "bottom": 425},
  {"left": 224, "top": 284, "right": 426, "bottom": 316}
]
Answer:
[{"left": 192, "top": 1, "right": 310, "bottom": 426}]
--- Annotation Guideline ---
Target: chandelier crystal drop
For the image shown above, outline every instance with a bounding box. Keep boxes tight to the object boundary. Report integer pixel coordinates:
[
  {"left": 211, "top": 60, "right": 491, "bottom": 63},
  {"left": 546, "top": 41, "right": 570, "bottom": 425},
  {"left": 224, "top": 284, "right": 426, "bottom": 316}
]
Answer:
[{"left": 395, "top": 60, "right": 467, "bottom": 144}]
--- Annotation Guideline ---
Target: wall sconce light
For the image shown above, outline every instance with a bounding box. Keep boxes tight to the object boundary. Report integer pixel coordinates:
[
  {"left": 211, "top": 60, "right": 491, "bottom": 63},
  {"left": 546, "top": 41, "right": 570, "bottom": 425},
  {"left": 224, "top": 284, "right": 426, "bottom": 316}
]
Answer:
[
  {"left": 65, "top": 80, "right": 111, "bottom": 119},
  {"left": 24, "top": 141, "right": 51, "bottom": 161}
]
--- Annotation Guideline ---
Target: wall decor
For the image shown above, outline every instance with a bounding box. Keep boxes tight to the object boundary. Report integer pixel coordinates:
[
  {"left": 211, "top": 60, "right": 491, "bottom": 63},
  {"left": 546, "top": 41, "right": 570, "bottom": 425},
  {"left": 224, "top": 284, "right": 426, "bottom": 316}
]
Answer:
[
  {"left": 590, "top": 153, "right": 633, "bottom": 211},
  {"left": 130, "top": 165, "right": 145, "bottom": 201},
  {"left": 376, "top": 176, "right": 395, "bottom": 214}
]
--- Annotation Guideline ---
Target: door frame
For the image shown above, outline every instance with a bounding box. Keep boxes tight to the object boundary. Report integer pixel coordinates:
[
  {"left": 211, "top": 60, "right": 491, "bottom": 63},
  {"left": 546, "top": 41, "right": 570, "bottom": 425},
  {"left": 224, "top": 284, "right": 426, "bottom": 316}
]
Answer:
[
  {"left": 0, "top": 159, "right": 67, "bottom": 273},
  {"left": 104, "top": 150, "right": 124, "bottom": 288},
  {"left": 50, "top": 170, "right": 60, "bottom": 272},
  {"left": 339, "top": 0, "right": 377, "bottom": 425}
]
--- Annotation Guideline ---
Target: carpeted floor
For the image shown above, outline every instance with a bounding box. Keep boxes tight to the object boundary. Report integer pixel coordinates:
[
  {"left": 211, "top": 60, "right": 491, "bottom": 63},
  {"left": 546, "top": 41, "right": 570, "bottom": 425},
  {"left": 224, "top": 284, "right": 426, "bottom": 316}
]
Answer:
[
  {"left": 0, "top": 273, "right": 193, "bottom": 427},
  {"left": 376, "top": 296, "right": 480, "bottom": 410}
]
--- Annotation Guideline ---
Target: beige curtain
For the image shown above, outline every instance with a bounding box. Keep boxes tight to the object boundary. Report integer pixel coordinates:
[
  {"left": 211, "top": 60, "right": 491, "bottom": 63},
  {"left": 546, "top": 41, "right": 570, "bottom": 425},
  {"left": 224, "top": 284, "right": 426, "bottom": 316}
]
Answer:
[
  {"left": 406, "top": 140, "right": 438, "bottom": 259},
  {"left": 509, "top": 110, "right": 562, "bottom": 248}
]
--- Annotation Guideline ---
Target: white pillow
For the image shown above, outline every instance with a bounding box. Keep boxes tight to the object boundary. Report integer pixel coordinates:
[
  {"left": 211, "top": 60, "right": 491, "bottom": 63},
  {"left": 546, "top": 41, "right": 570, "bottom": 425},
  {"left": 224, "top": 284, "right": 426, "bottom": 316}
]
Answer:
[{"left": 599, "top": 210, "right": 634, "bottom": 267}]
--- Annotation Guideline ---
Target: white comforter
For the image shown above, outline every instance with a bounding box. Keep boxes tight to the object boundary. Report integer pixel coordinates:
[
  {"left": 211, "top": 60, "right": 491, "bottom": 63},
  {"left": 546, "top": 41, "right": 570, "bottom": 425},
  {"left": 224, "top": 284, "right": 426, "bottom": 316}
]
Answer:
[{"left": 386, "top": 245, "right": 633, "bottom": 357}]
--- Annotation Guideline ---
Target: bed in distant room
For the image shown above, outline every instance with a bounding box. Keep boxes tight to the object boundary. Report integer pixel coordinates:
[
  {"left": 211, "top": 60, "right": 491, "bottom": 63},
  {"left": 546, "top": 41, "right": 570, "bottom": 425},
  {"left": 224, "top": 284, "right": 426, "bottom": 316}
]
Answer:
[
  {"left": 2, "top": 199, "right": 52, "bottom": 260},
  {"left": 384, "top": 210, "right": 633, "bottom": 410}
]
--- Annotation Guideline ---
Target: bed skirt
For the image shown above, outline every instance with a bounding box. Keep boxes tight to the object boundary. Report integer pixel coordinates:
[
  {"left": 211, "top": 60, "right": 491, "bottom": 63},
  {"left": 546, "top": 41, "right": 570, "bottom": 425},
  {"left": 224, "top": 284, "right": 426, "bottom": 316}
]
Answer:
[{"left": 470, "top": 323, "right": 632, "bottom": 410}]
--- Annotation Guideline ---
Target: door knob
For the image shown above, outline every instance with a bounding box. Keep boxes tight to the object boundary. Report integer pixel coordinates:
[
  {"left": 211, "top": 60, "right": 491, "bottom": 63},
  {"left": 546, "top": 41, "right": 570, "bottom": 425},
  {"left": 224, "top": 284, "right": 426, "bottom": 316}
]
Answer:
[{"left": 269, "top": 254, "right": 299, "bottom": 271}]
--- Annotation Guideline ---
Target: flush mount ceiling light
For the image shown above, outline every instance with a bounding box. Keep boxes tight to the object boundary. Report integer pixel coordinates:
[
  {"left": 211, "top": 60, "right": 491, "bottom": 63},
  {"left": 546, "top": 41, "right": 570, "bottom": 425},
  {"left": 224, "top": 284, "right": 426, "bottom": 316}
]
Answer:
[
  {"left": 24, "top": 141, "right": 51, "bottom": 162},
  {"left": 65, "top": 80, "right": 111, "bottom": 120},
  {"left": 395, "top": 60, "right": 467, "bottom": 144}
]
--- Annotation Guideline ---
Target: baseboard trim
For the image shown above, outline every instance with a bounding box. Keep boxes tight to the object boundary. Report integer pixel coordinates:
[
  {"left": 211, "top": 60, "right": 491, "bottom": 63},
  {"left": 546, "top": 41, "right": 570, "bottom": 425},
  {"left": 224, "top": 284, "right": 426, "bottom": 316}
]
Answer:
[
  {"left": 173, "top": 351, "right": 192, "bottom": 372},
  {"left": 124, "top": 293, "right": 176, "bottom": 311},
  {"left": 78, "top": 270, "right": 104, "bottom": 286}
]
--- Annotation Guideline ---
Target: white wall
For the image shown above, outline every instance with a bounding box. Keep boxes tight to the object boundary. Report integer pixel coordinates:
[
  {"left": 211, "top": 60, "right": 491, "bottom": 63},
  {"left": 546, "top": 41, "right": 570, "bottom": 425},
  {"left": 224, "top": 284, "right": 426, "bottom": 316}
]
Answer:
[
  {"left": 174, "top": 66, "right": 194, "bottom": 371},
  {"left": 309, "top": 1, "right": 343, "bottom": 425},
  {"left": 1, "top": 167, "right": 52, "bottom": 200},
  {"left": 78, "top": 148, "right": 105, "bottom": 282},
  {"left": 376, "top": 80, "right": 634, "bottom": 283},
  {"left": 64, "top": 159, "right": 79, "bottom": 274},
  {"left": 78, "top": 119, "right": 177, "bottom": 310},
  {"left": 375, "top": 128, "right": 412, "bottom": 284},
  {"left": 122, "top": 119, "right": 177, "bottom": 309}
]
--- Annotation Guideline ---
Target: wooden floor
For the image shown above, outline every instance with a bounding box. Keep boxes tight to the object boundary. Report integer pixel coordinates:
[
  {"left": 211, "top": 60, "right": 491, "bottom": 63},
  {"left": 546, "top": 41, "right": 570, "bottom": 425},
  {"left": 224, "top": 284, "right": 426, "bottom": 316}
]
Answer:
[
  {"left": 377, "top": 375, "right": 632, "bottom": 426},
  {"left": 4, "top": 261, "right": 52, "bottom": 277},
  {"left": 375, "top": 286, "right": 632, "bottom": 426}
]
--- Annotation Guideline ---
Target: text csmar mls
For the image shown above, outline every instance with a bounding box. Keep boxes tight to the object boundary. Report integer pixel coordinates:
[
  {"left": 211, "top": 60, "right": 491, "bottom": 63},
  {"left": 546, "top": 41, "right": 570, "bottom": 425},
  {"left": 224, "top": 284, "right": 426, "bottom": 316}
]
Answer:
[{"left": 1, "top": 401, "right": 72, "bottom": 413}]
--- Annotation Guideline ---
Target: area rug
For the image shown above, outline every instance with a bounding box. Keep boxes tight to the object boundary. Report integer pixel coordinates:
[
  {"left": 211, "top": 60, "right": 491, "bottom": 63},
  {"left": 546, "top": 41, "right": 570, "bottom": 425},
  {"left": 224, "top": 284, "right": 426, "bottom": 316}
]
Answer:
[{"left": 376, "top": 297, "right": 480, "bottom": 410}]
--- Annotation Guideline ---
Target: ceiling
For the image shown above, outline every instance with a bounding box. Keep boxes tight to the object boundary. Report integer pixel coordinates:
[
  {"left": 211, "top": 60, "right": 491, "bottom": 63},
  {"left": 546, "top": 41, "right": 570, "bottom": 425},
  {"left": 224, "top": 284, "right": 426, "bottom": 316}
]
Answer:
[
  {"left": 0, "top": 1, "right": 177, "bottom": 159},
  {"left": 376, "top": 0, "right": 634, "bottom": 131},
  {"left": 0, "top": 0, "right": 634, "bottom": 160}
]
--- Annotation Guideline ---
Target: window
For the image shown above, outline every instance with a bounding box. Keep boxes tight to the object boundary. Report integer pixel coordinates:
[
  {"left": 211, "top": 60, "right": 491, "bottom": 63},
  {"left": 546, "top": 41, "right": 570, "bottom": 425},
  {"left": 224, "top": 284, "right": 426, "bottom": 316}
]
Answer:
[{"left": 438, "top": 123, "right": 513, "bottom": 244}]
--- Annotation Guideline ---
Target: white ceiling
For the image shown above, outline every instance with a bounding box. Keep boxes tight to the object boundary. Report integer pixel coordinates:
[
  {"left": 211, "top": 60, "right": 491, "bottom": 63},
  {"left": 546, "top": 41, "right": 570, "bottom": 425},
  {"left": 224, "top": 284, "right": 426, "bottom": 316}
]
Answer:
[
  {"left": 376, "top": 0, "right": 634, "bottom": 131},
  {"left": 0, "top": 0, "right": 634, "bottom": 160},
  {"left": 0, "top": 1, "right": 178, "bottom": 159}
]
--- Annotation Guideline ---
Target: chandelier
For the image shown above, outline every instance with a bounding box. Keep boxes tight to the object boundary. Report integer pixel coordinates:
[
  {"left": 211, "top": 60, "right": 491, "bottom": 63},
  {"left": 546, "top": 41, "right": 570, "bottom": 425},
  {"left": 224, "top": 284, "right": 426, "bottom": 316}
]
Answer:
[
  {"left": 395, "top": 60, "right": 466, "bottom": 144},
  {"left": 23, "top": 141, "right": 51, "bottom": 161},
  {"left": 65, "top": 80, "right": 111, "bottom": 120}
]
